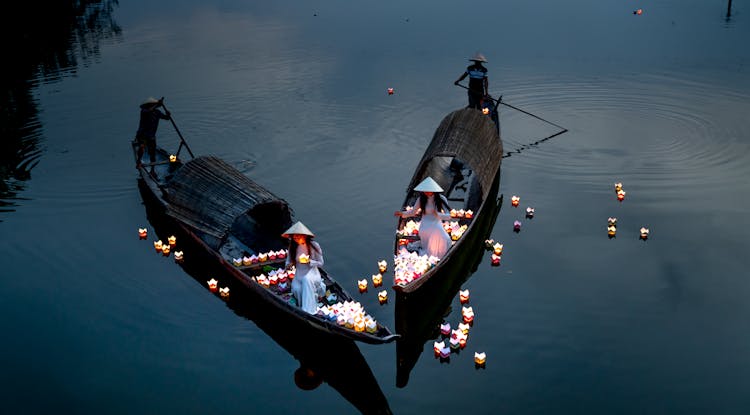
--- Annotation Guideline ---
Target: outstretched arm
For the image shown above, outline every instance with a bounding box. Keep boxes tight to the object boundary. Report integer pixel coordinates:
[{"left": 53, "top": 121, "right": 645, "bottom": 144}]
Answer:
[{"left": 454, "top": 71, "right": 468, "bottom": 85}]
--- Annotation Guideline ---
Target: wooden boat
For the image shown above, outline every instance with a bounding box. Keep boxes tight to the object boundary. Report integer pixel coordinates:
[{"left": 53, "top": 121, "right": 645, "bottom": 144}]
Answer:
[
  {"left": 133, "top": 141, "right": 398, "bottom": 344},
  {"left": 138, "top": 193, "right": 393, "bottom": 414},
  {"left": 393, "top": 107, "right": 503, "bottom": 294}
]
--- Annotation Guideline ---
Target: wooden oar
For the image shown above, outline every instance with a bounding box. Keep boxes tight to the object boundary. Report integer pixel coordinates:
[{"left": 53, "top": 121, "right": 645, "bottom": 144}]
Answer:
[{"left": 160, "top": 98, "right": 195, "bottom": 159}]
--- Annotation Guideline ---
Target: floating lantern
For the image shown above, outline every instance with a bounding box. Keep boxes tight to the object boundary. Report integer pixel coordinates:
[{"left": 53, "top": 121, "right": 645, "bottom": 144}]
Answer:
[
  {"left": 493, "top": 243, "right": 504, "bottom": 255},
  {"left": 482, "top": 107, "right": 490, "bottom": 115},
  {"left": 640, "top": 227, "right": 650, "bottom": 240},
  {"left": 358, "top": 279, "right": 368, "bottom": 292},
  {"left": 457, "top": 209, "right": 466, "bottom": 218},
  {"left": 459, "top": 336, "right": 467, "bottom": 349},
  {"left": 462, "top": 306, "right": 475, "bottom": 323},
  {"left": 440, "top": 322, "right": 451, "bottom": 336},
  {"left": 169, "top": 154, "right": 177, "bottom": 163},
  {"left": 474, "top": 352, "right": 486, "bottom": 365},
  {"left": 387, "top": 87, "right": 394, "bottom": 95},
  {"left": 484, "top": 239, "right": 495, "bottom": 249},
  {"left": 465, "top": 210, "right": 473, "bottom": 219},
  {"left": 617, "top": 190, "right": 626, "bottom": 201},
  {"left": 458, "top": 322, "right": 470, "bottom": 335},
  {"left": 207, "top": 278, "right": 218, "bottom": 292},
  {"left": 608, "top": 217, "right": 618, "bottom": 226},
  {"left": 219, "top": 287, "right": 230, "bottom": 298},
  {"left": 607, "top": 225, "right": 617, "bottom": 238},
  {"left": 439, "top": 347, "right": 451, "bottom": 359},
  {"left": 459, "top": 289, "right": 470, "bottom": 304},
  {"left": 288, "top": 267, "right": 296, "bottom": 279},
  {"left": 449, "top": 336, "right": 461, "bottom": 350},
  {"left": 378, "top": 290, "right": 388, "bottom": 304},
  {"left": 167, "top": 235, "right": 176, "bottom": 247},
  {"left": 525, "top": 207, "right": 535, "bottom": 219},
  {"left": 614, "top": 182, "right": 623, "bottom": 192},
  {"left": 258, "top": 252, "right": 268, "bottom": 262},
  {"left": 154, "top": 240, "right": 163, "bottom": 252},
  {"left": 161, "top": 244, "right": 171, "bottom": 256},
  {"left": 378, "top": 260, "right": 387, "bottom": 273},
  {"left": 138, "top": 228, "right": 148, "bottom": 239},
  {"left": 491, "top": 254, "right": 501, "bottom": 266},
  {"left": 633, "top": 9, "right": 643, "bottom": 15},
  {"left": 232, "top": 258, "right": 242, "bottom": 267},
  {"left": 298, "top": 253, "right": 310, "bottom": 264},
  {"left": 513, "top": 220, "right": 522, "bottom": 232},
  {"left": 372, "top": 273, "right": 383, "bottom": 287},
  {"left": 434, "top": 340, "right": 445, "bottom": 355},
  {"left": 511, "top": 195, "right": 520, "bottom": 207},
  {"left": 174, "top": 251, "right": 184, "bottom": 262}
]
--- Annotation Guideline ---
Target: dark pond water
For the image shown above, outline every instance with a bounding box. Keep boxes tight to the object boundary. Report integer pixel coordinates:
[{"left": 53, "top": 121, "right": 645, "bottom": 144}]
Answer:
[{"left": 2, "top": 1, "right": 750, "bottom": 413}]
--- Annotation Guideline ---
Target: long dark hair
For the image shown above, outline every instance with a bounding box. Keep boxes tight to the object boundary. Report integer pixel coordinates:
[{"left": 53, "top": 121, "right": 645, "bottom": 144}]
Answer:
[
  {"left": 418, "top": 192, "right": 450, "bottom": 214},
  {"left": 287, "top": 235, "right": 320, "bottom": 266}
]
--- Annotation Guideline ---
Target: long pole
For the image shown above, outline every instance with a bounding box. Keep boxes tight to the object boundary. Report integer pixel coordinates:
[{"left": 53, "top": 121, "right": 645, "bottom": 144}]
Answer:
[{"left": 160, "top": 98, "right": 195, "bottom": 159}]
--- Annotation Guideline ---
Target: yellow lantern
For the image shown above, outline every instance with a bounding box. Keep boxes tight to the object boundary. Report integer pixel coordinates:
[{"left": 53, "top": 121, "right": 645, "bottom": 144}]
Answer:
[
  {"left": 154, "top": 240, "right": 163, "bottom": 252},
  {"left": 607, "top": 225, "right": 617, "bottom": 237},
  {"left": 378, "top": 260, "right": 387, "bottom": 273},
  {"left": 258, "top": 253, "right": 268, "bottom": 262},
  {"left": 207, "top": 278, "right": 218, "bottom": 292},
  {"left": 482, "top": 107, "right": 490, "bottom": 115},
  {"left": 138, "top": 228, "right": 148, "bottom": 239},
  {"left": 493, "top": 243, "right": 504, "bottom": 255},
  {"left": 465, "top": 210, "right": 473, "bottom": 219},
  {"left": 608, "top": 217, "right": 617, "bottom": 226},
  {"left": 298, "top": 253, "right": 310, "bottom": 264},
  {"left": 161, "top": 244, "right": 171, "bottom": 256},
  {"left": 474, "top": 352, "right": 486, "bottom": 365},
  {"left": 357, "top": 279, "right": 368, "bottom": 292},
  {"left": 378, "top": 290, "right": 388, "bottom": 304},
  {"left": 511, "top": 195, "right": 520, "bottom": 207},
  {"left": 167, "top": 235, "right": 176, "bottom": 247},
  {"left": 169, "top": 154, "right": 177, "bottom": 163},
  {"left": 219, "top": 287, "right": 230, "bottom": 297},
  {"left": 433, "top": 340, "right": 445, "bottom": 354},
  {"left": 491, "top": 254, "right": 501, "bottom": 266},
  {"left": 614, "top": 182, "right": 623, "bottom": 192},
  {"left": 372, "top": 273, "right": 383, "bottom": 287},
  {"left": 450, "top": 209, "right": 458, "bottom": 218}
]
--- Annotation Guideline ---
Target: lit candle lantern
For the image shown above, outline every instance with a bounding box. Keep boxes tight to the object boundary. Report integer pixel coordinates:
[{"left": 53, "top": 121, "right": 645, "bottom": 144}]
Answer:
[
  {"left": 484, "top": 239, "right": 495, "bottom": 249},
  {"left": 169, "top": 154, "right": 177, "bottom": 163},
  {"left": 607, "top": 225, "right": 617, "bottom": 238},
  {"left": 154, "top": 240, "right": 163, "bottom": 252},
  {"left": 232, "top": 257, "right": 242, "bottom": 267},
  {"left": 493, "top": 243, "right": 504, "bottom": 255},
  {"left": 450, "top": 209, "right": 458, "bottom": 218},
  {"left": 440, "top": 322, "right": 451, "bottom": 336},
  {"left": 298, "top": 253, "right": 310, "bottom": 264},
  {"left": 525, "top": 207, "right": 535, "bottom": 218},
  {"left": 511, "top": 195, "right": 520, "bottom": 207},
  {"left": 358, "top": 279, "right": 368, "bottom": 292},
  {"left": 462, "top": 306, "right": 474, "bottom": 323},
  {"left": 268, "top": 251, "right": 277, "bottom": 260},
  {"left": 372, "top": 273, "right": 383, "bottom": 287},
  {"left": 640, "top": 227, "right": 650, "bottom": 240},
  {"left": 277, "top": 249, "right": 287, "bottom": 259},
  {"left": 459, "top": 289, "right": 470, "bottom": 304},
  {"left": 634, "top": 8, "right": 643, "bottom": 15},
  {"left": 449, "top": 336, "right": 461, "bottom": 350},
  {"left": 167, "top": 235, "right": 176, "bottom": 247},
  {"left": 474, "top": 352, "right": 486, "bottom": 365},
  {"left": 161, "top": 244, "right": 171, "bottom": 256},
  {"left": 457, "top": 209, "right": 465, "bottom": 218},
  {"left": 378, "top": 260, "right": 387, "bottom": 273},
  {"left": 242, "top": 256, "right": 252, "bottom": 266},
  {"left": 174, "top": 251, "right": 184, "bottom": 262},
  {"left": 614, "top": 182, "right": 623, "bottom": 192},
  {"left": 207, "top": 278, "right": 218, "bottom": 292},
  {"left": 387, "top": 87, "right": 394, "bottom": 95},
  {"left": 465, "top": 210, "right": 473, "bottom": 219},
  {"left": 378, "top": 290, "right": 388, "bottom": 304},
  {"left": 608, "top": 217, "right": 618, "bottom": 226},
  {"left": 459, "top": 336, "right": 467, "bottom": 349},
  {"left": 513, "top": 220, "right": 522, "bottom": 232},
  {"left": 138, "top": 228, "right": 148, "bottom": 239},
  {"left": 482, "top": 107, "right": 490, "bottom": 115},
  {"left": 491, "top": 253, "right": 501, "bottom": 266},
  {"left": 617, "top": 190, "right": 626, "bottom": 201},
  {"left": 219, "top": 287, "right": 230, "bottom": 297},
  {"left": 458, "top": 322, "right": 470, "bottom": 334},
  {"left": 439, "top": 347, "right": 451, "bottom": 359},
  {"left": 250, "top": 254, "right": 259, "bottom": 264},
  {"left": 434, "top": 340, "right": 445, "bottom": 355},
  {"left": 258, "top": 253, "right": 268, "bottom": 262}
]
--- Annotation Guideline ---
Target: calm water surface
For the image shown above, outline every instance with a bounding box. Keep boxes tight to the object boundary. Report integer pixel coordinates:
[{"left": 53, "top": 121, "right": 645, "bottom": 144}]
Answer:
[{"left": 2, "top": 1, "right": 749, "bottom": 413}]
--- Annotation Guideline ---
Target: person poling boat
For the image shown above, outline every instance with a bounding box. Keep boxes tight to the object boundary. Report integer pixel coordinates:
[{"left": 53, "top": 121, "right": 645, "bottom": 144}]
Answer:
[
  {"left": 454, "top": 52, "right": 489, "bottom": 110},
  {"left": 394, "top": 177, "right": 453, "bottom": 259},
  {"left": 134, "top": 97, "right": 171, "bottom": 173}
]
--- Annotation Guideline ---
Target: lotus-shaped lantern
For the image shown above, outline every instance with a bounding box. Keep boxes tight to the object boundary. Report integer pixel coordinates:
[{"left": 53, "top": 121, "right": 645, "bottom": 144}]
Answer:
[
  {"left": 357, "top": 279, "right": 368, "bottom": 292},
  {"left": 167, "top": 235, "right": 176, "bottom": 247},
  {"left": 465, "top": 210, "right": 473, "bottom": 219},
  {"left": 169, "top": 154, "right": 177, "bottom": 163},
  {"left": 154, "top": 240, "right": 163, "bottom": 252},
  {"left": 607, "top": 225, "right": 617, "bottom": 238},
  {"left": 174, "top": 251, "right": 184, "bottom": 262},
  {"left": 298, "top": 253, "right": 310, "bottom": 264},
  {"left": 372, "top": 273, "right": 383, "bottom": 287},
  {"left": 614, "top": 182, "right": 623, "bottom": 192},
  {"left": 161, "top": 244, "right": 171, "bottom": 256},
  {"left": 511, "top": 195, "right": 520, "bottom": 207},
  {"left": 608, "top": 217, "right": 618, "bottom": 226},
  {"left": 513, "top": 220, "right": 522, "bottom": 232},
  {"left": 493, "top": 243, "right": 504, "bottom": 255},
  {"left": 378, "top": 260, "right": 387, "bottom": 273},
  {"left": 617, "top": 190, "right": 626, "bottom": 201},
  {"left": 219, "top": 287, "right": 230, "bottom": 298},
  {"left": 459, "top": 289, "right": 470, "bottom": 304},
  {"left": 232, "top": 257, "right": 242, "bottom": 267},
  {"left": 258, "top": 253, "right": 268, "bottom": 262},
  {"left": 434, "top": 340, "right": 445, "bottom": 354},
  {"left": 474, "top": 352, "right": 486, "bottom": 365},
  {"left": 458, "top": 322, "right": 470, "bottom": 335},
  {"left": 640, "top": 227, "right": 650, "bottom": 240},
  {"left": 378, "top": 290, "right": 388, "bottom": 304},
  {"left": 207, "top": 278, "right": 219, "bottom": 292},
  {"left": 138, "top": 228, "right": 148, "bottom": 239}
]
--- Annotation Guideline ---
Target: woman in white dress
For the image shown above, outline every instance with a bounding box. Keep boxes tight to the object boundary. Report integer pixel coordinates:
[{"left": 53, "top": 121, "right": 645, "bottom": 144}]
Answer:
[
  {"left": 395, "top": 176, "right": 452, "bottom": 258},
  {"left": 283, "top": 222, "right": 326, "bottom": 314}
]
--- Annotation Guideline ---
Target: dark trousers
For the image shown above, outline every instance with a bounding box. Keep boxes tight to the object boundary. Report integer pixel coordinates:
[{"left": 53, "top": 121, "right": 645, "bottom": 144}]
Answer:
[{"left": 467, "top": 90, "right": 483, "bottom": 109}]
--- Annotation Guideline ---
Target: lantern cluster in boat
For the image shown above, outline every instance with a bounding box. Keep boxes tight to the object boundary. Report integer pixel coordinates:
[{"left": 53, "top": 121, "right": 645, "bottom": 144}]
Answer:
[
  {"left": 449, "top": 209, "right": 473, "bottom": 219},
  {"left": 317, "top": 301, "right": 379, "bottom": 333},
  {"left": 397, "top": 220, "right": 420, "bottom": 237},
  {"left": 393, "top": 248, "right": 439, "bottom": 286},
  {"left": 443, "top": 221, "right": 468, "bottom": 241},
  {"left": 255, "top": 268, "right": 294, "bottom": 289},
  {"left": 233, "top": 249, "right": 287, "bottom": 267}
]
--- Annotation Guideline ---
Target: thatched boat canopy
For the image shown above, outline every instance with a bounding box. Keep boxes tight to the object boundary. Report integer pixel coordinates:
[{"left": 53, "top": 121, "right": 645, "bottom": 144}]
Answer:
[
  {"left": 407, "top": 108, "right": 502, "bottom": 203},
  {"left": 162, "top": 156, "right": 292, "bottom": 249}
]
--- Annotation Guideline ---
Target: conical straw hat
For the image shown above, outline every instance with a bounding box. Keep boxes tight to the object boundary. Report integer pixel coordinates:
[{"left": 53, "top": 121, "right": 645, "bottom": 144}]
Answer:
[
  {"left": 282, "top": 221, "right": 315, "bottom": 238},
  {"left": 414, "top": 177, "right": 444, "bottom": 193},
  {"left": 141, "top": 97, "right": 160, "bottom": 107},
  {"left": 469, "top": 52, "right": 487, "bottom": 63}
]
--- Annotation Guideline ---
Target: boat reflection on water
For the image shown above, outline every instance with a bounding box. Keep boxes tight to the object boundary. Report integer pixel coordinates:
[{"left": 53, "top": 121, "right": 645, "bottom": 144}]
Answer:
[
  {"left": 395, "top": 174, "right": 502, "bottom": 388},
  {"left": 138, "top": 181, "right": 393, "bottom": 415}
]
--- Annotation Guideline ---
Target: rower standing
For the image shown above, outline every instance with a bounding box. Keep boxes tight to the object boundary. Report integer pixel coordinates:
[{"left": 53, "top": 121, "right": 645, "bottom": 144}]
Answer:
[{"left": 454, "top": 52, "right": 489, "bottom": 110}]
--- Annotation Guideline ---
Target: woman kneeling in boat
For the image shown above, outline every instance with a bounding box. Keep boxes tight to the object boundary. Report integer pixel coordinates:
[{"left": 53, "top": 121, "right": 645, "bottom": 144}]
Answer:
[
  {"left": 283, "top": 222, "right": 326, "bottom": 314},
  {"left": 395, "top": 177, "right": 452, "bottom": 258}
]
